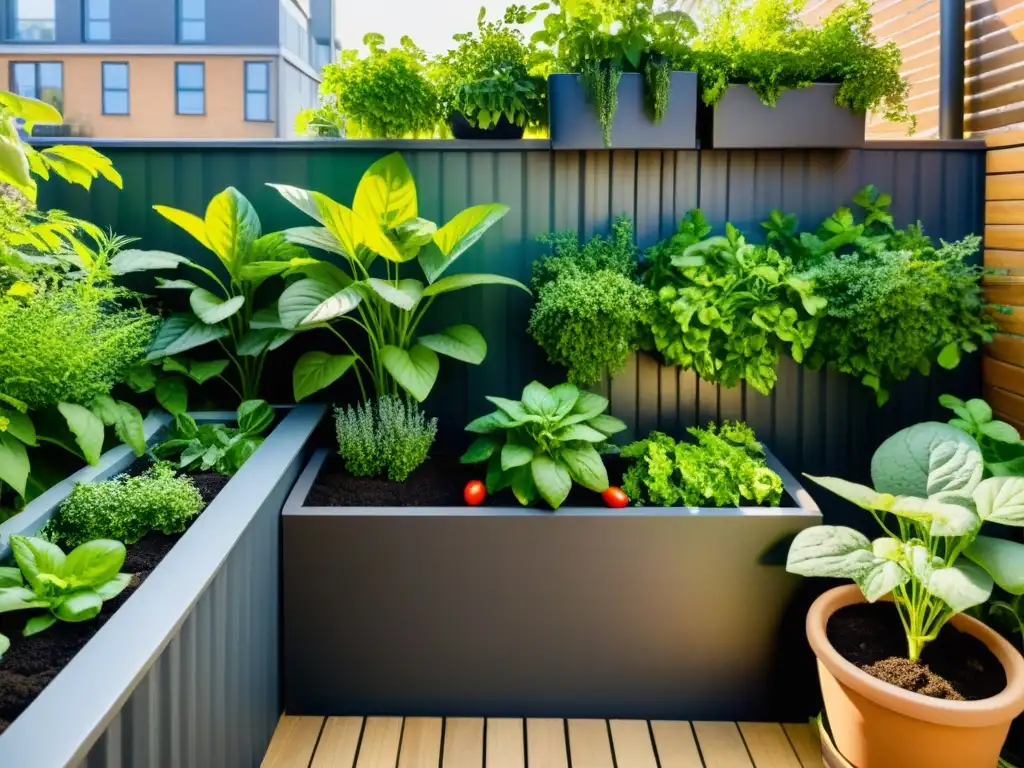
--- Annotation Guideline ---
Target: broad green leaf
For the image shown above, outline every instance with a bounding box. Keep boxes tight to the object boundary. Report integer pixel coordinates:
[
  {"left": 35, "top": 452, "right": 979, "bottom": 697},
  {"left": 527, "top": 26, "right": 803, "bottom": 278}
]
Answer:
[
  {"left": 0, "top": 567, "right": 23, "bottom": 588},
  {"left": 786, "top": 526, "right": 875, "bottom": 579},
  {"left": 0, "top": 409, "right": 36, "bottom": 446},
  {"left": 292, "top": 352, "right": 355, "bottom": 402},
  {"left": 147, "top": 313, "right": 229, "bottom": 360},
  {"left": 380, "top": 344, "right": 439, "bottom": 402},
  {"left": 63, "top": 539, "right": 126, "bottom": 588},
  {"left": 511, "top": 465, "right": 538, "bottom": 506},
  {"left": 465, "top": 410, "right": 514, "bottom": 434},
  {"left": 502, "top": 441, "right": 534, "bottom": 470},
  {"left": 927, "top": 562, "right": 993, "bottom": 613},
  {"left": 155, "top": 278, "right": 201, "bottom": 290},
  {"left": 237, "top": 329, "right": 293, "bottom": 356},
  {"left": 418, "top": 325, "right": 487, "bottom": 364},
  {"left": 560, "top": 444, "right": 609, "bottom": 492},
  {"left": 460, "top": 436, "right": 498, "bottom": 464},
  {"left": 239, "top": 257, "right": 320, "bottom": 281},
  {"left": 94, "top": 573, "right": 131, "bottom": 601},
  {"left": 549, "top": 383, "right": 580, "bottom": 418},
  {"left": 588, "top": 414, "right": 627, "bottom": 436},
  {"left": 91, "top": 397, "right": 146, "bottom": 456},
  {"left": 889, "top": 496, "right": 980, "bottom": 537},
  {"left": 363, "top": 278, "right": 424, "bottom": 310},
  {"left": 108, "top": 249, "right": 191, "bottom": 274},
  {"left": 162, "top": 357, "right": 189, "bottom": 375},
  {"left": 522, "top": 381, "right": 558, "bottom": 415},
  {"left": 396, "top": 217, "right": 437, "bottom": 256},
  {"left": 0, "top": 633, "right": 8, "bottom": 657},
  {"left": 804, "top": 476, "right": 895, "bottom": 511},
  {"left": 153, "top": 204, "right": 212, "bottom": 250},
  {"left": 0, "top": 136, "right": 32, "bottom": 190},
  {"left": 0, "top": 431, "right": 29, "bottom": 497},
  {"left": 980, "top": 420, "right": 1021, "bottom": 443},
  {"left": 53, "top": 590, "right": 104, "bottom": 622},
  {"left": 250, "top": 230, "right": 309, "bottom": 262},
  {"left": 278, "top": 278, "right": 362, "bottom": 329},
  {"left": 280, "top": 225, "right": 351, "bottom": 257},
  {"left": 58, "top": 403, "right": 104, "bottom": 464},
  {"left": 872, "top": 538, "right": 902, "bottom": 561},
  {"left": 155, "top": 376, "right": 188, "bottom": 415},
  {"left": 237, "top": 400, "right": 274, "bottom": 434},
  {"left": 566, "top": 392, "right": 610, "bottom": 424},
  {"left": 11, "top": 536, "right": 66, "bottom": 592},
  {"left": 855, "top": 559, "right": 910, "bottom": 602},
  {"left": 937, "top": 342, "right": 961, "bottom": 370},
  {"left": 965, "top": 535, "right": 1024, "bottom": 595},
  {"left": 531, "top": 455, "right": 572, "bottom": 509},
  {"left": 870, "top": 422, "right": 983, "bottom": 498},
  {"left": 966, "top": 399, "right": 994, "bottom": 425},
  {"left": 422, "top": 272, "right": 530, "bottom": 296},
  {"left": 974, "top": 476, "right": 1024, "bottom": 526},
  {"left": 352, "top": 151, "right": 418, "bottom": 228},
  {"left": 23, "top": 614, "right": 57, "bottom": 635},
  {"left": 188, "top": 359, "right": 229, "bottom": 384},
  {"left": 0, "top": 91, "right": 62, "bottom": 128},
  {"left": 0, "top": 586, "right": 44, "bottom": 614},
  {"left": 555, "top": 424, "right": 607, "bottom": 442},
  {"left": 189, "top": 288, "right": 245, "bottom": 325},
  {"left": 485, "top": 396, "right": 537, "bottom": 423},
  {"left": 204, "top": 187, "right": 260, "bottom": 276},
  {"left": 250, "top": 303, "right": 285, "bottom": 329},
  {"left": 419, "top": 204, "right": 510, "bottom": 283}
]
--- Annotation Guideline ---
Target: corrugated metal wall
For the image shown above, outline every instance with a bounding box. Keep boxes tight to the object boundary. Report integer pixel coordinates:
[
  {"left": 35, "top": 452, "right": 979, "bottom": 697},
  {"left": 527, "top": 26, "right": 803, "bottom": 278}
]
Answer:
[{"left": 39, "top": 143, "right": 984, "bottom": 487}]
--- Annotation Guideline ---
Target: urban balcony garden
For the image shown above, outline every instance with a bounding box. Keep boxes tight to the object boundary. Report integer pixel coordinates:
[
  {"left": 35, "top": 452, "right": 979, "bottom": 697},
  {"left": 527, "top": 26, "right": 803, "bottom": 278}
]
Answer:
[{"left": 0, "top": 0, "right": 1019, "bottom": 766}]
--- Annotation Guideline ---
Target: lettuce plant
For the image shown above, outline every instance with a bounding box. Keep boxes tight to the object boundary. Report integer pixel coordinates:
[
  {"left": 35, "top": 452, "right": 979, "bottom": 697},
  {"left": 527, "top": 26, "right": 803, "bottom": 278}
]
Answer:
[
  {"left": 460, "top": 381, "right": 625, "bottom": 509},
  {"left": 151, "top": 400, "right": 274, "bottom": 476},
  {"left": 0, "top": 535, "right": 131, "bottom": 636},
  {"left": 267, "top": 152, "right": 529, "bottom": 403},
  {"left": 788, "top": 421, "right": 1024, "bottom": 661}
]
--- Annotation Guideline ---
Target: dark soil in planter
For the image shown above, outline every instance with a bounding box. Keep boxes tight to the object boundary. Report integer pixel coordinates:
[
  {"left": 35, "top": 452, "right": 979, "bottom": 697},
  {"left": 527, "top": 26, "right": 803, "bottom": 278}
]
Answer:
[
  {"left": 0, "top": 471, "right": 228, "bottom": 735},
  {"left": 448, "top": 112, "right": 525, "bottom": 140},
  {"left": 827, "top": 602, "right": 1006, "bottom": 701}
]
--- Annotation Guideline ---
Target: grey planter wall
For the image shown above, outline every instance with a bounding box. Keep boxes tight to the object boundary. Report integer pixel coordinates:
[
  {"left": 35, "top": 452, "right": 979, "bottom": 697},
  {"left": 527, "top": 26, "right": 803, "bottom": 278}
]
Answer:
[
  {"left": 0, "top": 405, "right": 325, "bottom": 768},
  {"left": 549, "top": 72, "right": 698, "bottom": 149},
  {"left": 282, "top": 447, "right": 821, "bottom": 721},
  {"left": 708, "top": 84, "right": 865, "bottom": 149}
]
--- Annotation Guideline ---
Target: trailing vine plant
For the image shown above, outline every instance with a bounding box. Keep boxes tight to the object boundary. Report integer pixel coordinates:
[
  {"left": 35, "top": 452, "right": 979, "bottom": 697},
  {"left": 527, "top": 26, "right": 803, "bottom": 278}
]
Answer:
[
  {"left": 580, "top": 60, "right": 622, "bottom": 146},
  {"left": 644, "top": 54, "right": 671, "bottom": 123}
]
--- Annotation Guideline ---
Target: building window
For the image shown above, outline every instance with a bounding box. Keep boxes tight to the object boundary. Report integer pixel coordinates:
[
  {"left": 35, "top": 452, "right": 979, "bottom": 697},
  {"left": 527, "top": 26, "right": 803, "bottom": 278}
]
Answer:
[
  {"left": 178, "top": 0, "right": 204, "bottom": 42},
  {"left": 175, "top": 62, "right": 204, "bottom": 115},
  {"left": 10, "top": 61, "right": 62, "bottom": 112},
  {"left": 244, "top": 62, "right": 270, "bottom": 121},
  {"left": 8, "top": 0, "right": 56, "bottom": 41},
  {"left": 314, "top": 43, "right": 330, "bottom": 70},
  {"left": 101, "top": 62, "right": 128, "bottom": 114},
  {"left": 84, "top": 0, "right": 110, "bottom": 41}
]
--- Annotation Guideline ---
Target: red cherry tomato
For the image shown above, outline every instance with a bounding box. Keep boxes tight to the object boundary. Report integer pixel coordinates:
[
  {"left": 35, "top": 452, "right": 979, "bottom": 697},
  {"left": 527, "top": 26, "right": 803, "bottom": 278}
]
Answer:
[
  {"left": 602, "top": 486, "right": 629, "bottom": 508},
  {"left": 464, "top": 479, "right": 487, "bottom": 506}
]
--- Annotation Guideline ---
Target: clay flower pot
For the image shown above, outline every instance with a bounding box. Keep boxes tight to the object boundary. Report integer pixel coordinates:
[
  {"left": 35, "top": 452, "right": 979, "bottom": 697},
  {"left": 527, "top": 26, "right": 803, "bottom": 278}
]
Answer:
[{"left": 806, "top": 585, "right": 1024, "bottom": 768}]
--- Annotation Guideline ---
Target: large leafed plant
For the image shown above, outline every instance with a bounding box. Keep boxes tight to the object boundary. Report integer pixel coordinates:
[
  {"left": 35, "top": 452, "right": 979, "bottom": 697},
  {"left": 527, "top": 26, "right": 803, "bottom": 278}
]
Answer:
[{"left": 263, "top": 152, "right": 529, "bottom": 403}]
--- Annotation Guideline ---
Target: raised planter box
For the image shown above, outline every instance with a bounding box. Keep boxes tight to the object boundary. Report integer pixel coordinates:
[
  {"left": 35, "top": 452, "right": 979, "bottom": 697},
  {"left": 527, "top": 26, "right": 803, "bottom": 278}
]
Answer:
[
  {"left": 282, "top": 446, "right": 821, "bottom": 721},
  {"left": 706, "top": 83, "right": 865, "bottom": 149},
  {"left": 549, "top": 71, "right": 698, "bottom": 150},
  {"left": 0, "top": 405, "right": 325, "bottom": 768}
]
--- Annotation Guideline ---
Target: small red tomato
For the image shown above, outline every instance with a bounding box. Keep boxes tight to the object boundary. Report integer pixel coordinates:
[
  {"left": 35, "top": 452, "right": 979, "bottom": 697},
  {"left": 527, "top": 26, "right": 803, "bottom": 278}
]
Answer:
[
  {"left": 602, "top": 486, "right": 629, "bottom": 508},
  {"left": 464, "top": 479, "right": 487, "bottom": 506}
]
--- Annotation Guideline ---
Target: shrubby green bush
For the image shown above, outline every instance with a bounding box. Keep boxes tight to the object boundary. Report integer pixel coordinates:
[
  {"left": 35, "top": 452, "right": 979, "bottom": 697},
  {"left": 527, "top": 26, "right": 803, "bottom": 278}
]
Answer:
[
  {"left": 335, "top": 396, "right": 438, "bottom": 482},
  {"left": 49, "top": 462, "right": 205, "bottom": 548}
]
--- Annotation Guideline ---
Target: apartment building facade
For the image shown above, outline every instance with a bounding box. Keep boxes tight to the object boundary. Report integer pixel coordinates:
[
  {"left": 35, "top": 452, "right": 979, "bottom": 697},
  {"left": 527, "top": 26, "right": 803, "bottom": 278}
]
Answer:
[{"left": 0, "top": 0, "right": 339, "bottom": 138}]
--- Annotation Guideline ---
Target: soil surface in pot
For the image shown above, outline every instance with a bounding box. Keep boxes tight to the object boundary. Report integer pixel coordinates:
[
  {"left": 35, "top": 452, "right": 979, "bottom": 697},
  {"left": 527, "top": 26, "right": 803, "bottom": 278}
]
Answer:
[
  {"left": 0, "top": 472, "right": 229, "bottom": 735},
  {"left": 827, "top": 602, "right": 1006, "bottom": 701}
]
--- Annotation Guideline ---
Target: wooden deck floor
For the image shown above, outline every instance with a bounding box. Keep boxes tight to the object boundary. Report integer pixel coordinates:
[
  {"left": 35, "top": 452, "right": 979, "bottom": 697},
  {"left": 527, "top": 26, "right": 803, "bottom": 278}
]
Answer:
[{"left": 262, "top": 716, "right": 823, "bottom": 768}]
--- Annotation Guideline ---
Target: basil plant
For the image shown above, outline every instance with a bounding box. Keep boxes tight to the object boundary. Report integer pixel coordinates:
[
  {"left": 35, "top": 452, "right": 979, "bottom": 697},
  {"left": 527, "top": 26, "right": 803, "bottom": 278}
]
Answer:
[
  {"left": 788, "top": 420, "right": 1024, "bottom": 662},
  {"left": 0, "top": 535, "right": 130, "bottom": 636},
  {"left": 461, "top": 381, "right": 626, "bottom": 509},
  {"left": 263, "top": 152, "right": 529, "bottom": 402}
]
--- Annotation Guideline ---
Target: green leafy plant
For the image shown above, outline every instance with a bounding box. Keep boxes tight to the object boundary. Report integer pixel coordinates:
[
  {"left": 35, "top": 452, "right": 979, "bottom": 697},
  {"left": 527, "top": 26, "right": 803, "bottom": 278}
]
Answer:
[
  {"left": 765, "top": 186, "right": 994, "bottom": 405},
  {"left": 49, "top": 462, "right": 205, "bottom": 548},
  {"left": 460, "top": 381, "right": 626, "bottom": 509},
  {"left": 941, "top": 395, "right": 1024, "bottom": 478},
  {"left": 267, "top": 152, "right": 529, "bottom": 403},
  {"left": 335, "top": 395, "right": 438, "bottom": 482},
  {"left": 788, "top": 420, "right": 1024, "bottom": 661},
  {"left": 621, "top": 421, "right": 782, "bottom": 507},
  {"left": 0, "top": 632, "right": 8, "bottom": 659},
  {"left": 130, "top": 187, "right": 307, "bottom": 402},
  {"left": 151, "top": 400, "right": 274, "bottom": 476},
  {"left": 642, "top": 210, "right": 823, "bottom": 395},
  {"left": 690, "top": 0, "right": 913, "bottom": 130},
  {"left": 528, "top": 216, "right": 654, "bottom": 385},
  {"left": 0, "top": 535, "right": 131, "bottom": 636},
  {"left": 299, "top": 34, "right": 439, "bottom": 138},
  {"left": 533, "top": 0, "right": 697, "bottom": 145}
]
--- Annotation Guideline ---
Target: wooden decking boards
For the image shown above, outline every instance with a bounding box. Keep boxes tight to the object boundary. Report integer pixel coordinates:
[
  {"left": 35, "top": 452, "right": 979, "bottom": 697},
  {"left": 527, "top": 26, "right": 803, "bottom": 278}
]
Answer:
[{"left": 262, "top": 716, "right": 823, "bottom": 768}]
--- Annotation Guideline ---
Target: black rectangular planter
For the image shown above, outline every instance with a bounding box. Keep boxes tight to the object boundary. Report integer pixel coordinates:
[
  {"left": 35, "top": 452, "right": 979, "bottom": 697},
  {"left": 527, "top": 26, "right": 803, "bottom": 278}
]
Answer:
[
  {"left": 549, "top": 71, "right": 698, "bottom": 150},
  {"left": 282, "top": 447, "right": 821, "bottom": 721},
  {"left": 706, "top": 83, "right": 865, "bottom": 149},
  {"left": 0, "top": 405, "right": 325, "bottom": 768}
]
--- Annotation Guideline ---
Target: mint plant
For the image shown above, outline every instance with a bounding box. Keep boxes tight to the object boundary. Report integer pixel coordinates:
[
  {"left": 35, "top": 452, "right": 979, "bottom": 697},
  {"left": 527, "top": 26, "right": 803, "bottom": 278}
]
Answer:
[
  {"left": 151, "top": 400, "right": 274, "bottom": 476},
  {"left": 0, "top": 535, "right": 131, "bottom": 636},
  {"left": 788, "top": 421, "right": 1024, "bottom": 661},
  {"left": 460, "top": 381, "right": 625, "bottom": 509}
]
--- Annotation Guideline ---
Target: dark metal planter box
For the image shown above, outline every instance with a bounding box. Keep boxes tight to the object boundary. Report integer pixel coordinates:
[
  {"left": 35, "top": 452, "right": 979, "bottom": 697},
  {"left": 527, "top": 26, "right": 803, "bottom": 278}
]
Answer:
[
  {"left": 707, "top": 83, "right": 865, "bottom": 149},
  {"left": 0, "top": 405, "right": 325, "bottom": 768},
  {"left": 282, "top": 447, "right": 821, "bottom": 721},
  {"left": 549, "top": 71, "right": 698, "bottom": 150}
]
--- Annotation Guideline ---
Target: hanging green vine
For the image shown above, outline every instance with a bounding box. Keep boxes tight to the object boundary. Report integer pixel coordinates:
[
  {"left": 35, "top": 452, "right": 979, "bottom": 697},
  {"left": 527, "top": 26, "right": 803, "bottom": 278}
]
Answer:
[
  {"left": 644, "top": 55, "right": 671, "bottom": 123},
  {"left": 581, "top": 60, "right": 622, "bottom": 147}
]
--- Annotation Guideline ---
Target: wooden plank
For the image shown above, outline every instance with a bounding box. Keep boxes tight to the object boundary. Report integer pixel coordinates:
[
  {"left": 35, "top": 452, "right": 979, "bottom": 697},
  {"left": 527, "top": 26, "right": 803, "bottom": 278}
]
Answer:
[
  {"left": 989, "top": 305, "right": 1024, "bottom": 334},
  {"left": 650, "top": 721, "right": 703, "bottom": 768},
  {"left": 986, "top": 225, "right": 1024, "bottom": 249},
  {"left": 781, "top": 724, "right": 824, "bottom": 768},
  {"left": 486, "top": 719, "right": 525, "bottom": 768},
  {"left": 693, "top": 722, "right": 754, "bottom": 768},
  {"left": 397, "top": 718, "right": 442, "bottom": 768},
  {"left": 987, "top": 173, "right": 1024, "bottom": 201},
  {"left": 986, "top": 382, "right": 1024, "bottom": 424},
  {"left": 312, "top": 717, "right": 364, "bottom": 768},
  {"left": 988, "top": 333, "right": 1024, "bottom": 367},
  {"left": 442, "top": 718, "right": 484, "bottom": 768},
  {"left": 988, "top": 146, "right": 1024, "bottom": 174},
  {"left": 608, "top": 720, "right": 658, "bottom": 768},
  {"left": 567, "top": 720, "right": 614, "bottom": 768},
  {"left": 984, "top": 355, "right": 1024, "bottom": 396},
  {"left": 987, "top": 200, "right": 1024, "bottom": 224},
  {"left": 986, "top": 129, "right": 1024, "bottom": 148},
  {"left": 262, "top": 715, "right": 324, "bottom": 768},
  {"left": 526, "top": 719, "right": 568, "bottom": 768},
  {"left": 985, "top": 249, "right": 1024, "bottom": 271},
  {"left": 355, "top": 717, "right": 403, "bottom": 768},
  {"left": 984, "top": 275, "right": 1024, "bottom": 304},
  {"left": 738, "top": 723, "right": 802, "bottom": 768}
]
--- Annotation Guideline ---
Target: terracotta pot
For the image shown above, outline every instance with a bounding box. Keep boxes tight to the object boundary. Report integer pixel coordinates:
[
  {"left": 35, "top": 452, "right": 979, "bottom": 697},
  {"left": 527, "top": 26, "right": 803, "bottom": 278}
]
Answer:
[{"left": 807, "top": 585, "right": 1024, "bottom": 768}]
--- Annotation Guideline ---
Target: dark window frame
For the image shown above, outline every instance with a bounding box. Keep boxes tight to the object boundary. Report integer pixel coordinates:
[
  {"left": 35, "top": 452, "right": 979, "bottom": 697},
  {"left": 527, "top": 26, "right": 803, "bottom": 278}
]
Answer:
[
  {"left": 174, "top": 61, "right": 205, "bottom": 116},
  {"left": 83, "top": 0, "right": 111, "bottom": 42},
  {"left": 177, "top": 0, "right": 205, "bottom": 43},
  {"left": 244, "top": 61, "right": 271, "bottom": 122},
  {"left": 101, "top": 61, "right": 129, "bottom": 115},
  {"left": 9, "top": 60, "right": 63, "bottom": 113}
]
